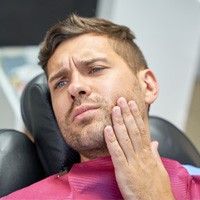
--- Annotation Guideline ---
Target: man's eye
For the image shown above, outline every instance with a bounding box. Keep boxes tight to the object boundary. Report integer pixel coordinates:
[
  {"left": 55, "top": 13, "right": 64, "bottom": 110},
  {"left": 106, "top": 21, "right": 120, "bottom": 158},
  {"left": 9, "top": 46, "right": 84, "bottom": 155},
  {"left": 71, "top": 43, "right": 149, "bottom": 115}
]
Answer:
[
  {"left": 55, "top": 80, "right": 68, "bottom": 89},
  {"left": 90, "top": 67, "right": 103, "bottom": 74}
]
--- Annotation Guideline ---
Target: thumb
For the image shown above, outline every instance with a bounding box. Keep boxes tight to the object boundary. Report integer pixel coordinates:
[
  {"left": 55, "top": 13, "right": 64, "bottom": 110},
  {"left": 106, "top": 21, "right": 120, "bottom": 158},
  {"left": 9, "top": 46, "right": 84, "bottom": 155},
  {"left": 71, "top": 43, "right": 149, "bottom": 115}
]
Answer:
[{"left": 151, "top": 141, "right": 162, "bottom": 164}]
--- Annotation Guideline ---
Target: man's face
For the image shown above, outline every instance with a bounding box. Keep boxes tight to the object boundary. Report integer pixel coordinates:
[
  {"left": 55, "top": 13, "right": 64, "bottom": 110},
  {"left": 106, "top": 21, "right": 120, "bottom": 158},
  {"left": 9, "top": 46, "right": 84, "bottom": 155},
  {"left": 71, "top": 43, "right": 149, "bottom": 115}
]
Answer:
[{"left": 47, "top": 34, "right": 146, "bottom": 160}]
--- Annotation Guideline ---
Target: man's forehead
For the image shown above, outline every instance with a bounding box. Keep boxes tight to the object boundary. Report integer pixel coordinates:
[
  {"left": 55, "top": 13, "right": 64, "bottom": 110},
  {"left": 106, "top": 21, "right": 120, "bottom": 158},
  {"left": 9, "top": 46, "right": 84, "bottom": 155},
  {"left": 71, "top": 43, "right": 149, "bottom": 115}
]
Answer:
[
  {"left": 48, "top": 55, "right": 112, "bottom": 82},
  {"left": 46, "top": 36, "right": 116, "bottom": 76}
]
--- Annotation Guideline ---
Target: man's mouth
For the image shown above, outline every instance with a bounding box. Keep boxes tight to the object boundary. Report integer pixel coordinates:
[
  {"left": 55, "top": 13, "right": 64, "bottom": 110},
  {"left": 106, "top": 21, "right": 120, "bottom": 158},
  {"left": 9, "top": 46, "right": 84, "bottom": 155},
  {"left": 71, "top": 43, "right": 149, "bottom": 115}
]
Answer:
[{"left": 72, "top": 105, "right": 99, "bottom": 121}]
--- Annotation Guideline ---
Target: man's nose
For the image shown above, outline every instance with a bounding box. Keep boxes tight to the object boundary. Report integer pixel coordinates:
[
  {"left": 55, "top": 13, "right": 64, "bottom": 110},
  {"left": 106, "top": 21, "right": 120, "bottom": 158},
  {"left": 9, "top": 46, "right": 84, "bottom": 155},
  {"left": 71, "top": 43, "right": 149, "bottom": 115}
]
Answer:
[{"left": 67, "top": 72, "right": 91, "bottom": 100}]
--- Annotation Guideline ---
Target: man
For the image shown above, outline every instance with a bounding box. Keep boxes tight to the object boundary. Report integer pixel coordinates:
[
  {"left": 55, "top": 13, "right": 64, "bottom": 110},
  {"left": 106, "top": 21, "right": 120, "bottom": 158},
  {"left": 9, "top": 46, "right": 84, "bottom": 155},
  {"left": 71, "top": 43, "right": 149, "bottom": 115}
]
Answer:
[{"left": 1, "top": 14, "right": 200, "bottom": 199}]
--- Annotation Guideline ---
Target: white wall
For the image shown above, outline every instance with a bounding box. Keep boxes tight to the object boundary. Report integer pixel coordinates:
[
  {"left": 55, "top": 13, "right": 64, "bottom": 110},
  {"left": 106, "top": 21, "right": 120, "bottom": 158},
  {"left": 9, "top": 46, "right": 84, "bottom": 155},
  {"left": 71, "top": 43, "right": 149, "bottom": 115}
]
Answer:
[{"left": 97, "top": 0, "right": 200, "bottom": 131}]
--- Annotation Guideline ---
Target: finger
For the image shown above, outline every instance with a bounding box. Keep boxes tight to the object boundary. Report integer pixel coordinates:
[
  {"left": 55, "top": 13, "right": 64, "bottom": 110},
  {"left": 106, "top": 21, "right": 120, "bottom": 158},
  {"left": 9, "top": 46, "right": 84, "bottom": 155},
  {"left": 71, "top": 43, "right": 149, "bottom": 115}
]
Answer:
[
  {"left": 151, "top": 141, "right": 163, "bottom": 164},
  {"left": 111, "top": 106, "right": 135, "bottom": 161},
  {"left": 117, "top": 97, "right": 143, "bottom": 153},
  {"left": 104, "top": 125, "right": 126, "bottom": 169},
  {"left": 128, "top": 101, "right": 151, "bottom": 150}
]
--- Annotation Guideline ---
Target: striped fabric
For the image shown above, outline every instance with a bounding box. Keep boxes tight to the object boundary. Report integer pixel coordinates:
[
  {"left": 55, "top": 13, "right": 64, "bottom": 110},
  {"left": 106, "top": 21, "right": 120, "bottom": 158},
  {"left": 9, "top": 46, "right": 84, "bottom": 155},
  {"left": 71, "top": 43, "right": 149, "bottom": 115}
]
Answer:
[{"left": 1, "top": 156, "right": 200, "bottom": 200}]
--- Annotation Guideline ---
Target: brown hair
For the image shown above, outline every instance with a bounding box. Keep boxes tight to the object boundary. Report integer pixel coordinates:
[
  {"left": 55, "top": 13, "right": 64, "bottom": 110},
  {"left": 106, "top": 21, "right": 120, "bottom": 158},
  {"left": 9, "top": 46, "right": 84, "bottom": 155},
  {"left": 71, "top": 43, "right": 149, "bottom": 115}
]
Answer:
[{"left": 38, "top": 13, "right": 148, "bottom": 75}]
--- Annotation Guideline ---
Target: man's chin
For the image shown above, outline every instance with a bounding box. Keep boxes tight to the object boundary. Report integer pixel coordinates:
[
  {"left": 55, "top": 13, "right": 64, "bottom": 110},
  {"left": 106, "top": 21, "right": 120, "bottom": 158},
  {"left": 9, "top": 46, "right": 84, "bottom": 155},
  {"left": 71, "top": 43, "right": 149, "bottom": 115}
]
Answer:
[
  {"left": 69, "top": 121, "right": 106, "bottom": 141},
  {"left": 74, "top": 117, "right": 94, "bottom": 126}
]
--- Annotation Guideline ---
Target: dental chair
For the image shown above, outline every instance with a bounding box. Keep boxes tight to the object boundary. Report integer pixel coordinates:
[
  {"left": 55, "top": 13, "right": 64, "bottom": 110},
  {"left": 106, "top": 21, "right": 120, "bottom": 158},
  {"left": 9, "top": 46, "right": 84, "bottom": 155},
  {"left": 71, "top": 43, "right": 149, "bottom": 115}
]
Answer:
[
  {"left": 1, "top": 73, "right": 200, "bottom": 197},
  {"left": 0, "top": 129, "right": 44, "bottom": 197}
]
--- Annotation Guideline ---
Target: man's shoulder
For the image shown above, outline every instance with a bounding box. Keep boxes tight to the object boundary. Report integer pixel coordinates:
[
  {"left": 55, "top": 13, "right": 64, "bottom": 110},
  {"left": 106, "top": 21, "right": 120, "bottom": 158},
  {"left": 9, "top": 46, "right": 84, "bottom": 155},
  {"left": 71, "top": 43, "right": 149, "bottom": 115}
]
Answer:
[
  {"left": 161, "top": 157, "right": 200, "bottom": 199},
  {"left": 161, "top": 157, "right": 200, "bottom": 176},
  {"left": 161, "top": 157, "right": 192, "bottom": 178},
  {"left": 1, "top": 174, "right": 68, "bottom": 199},
  {"left": 161, "top": 157, "right": 186, "bottom": 170}
]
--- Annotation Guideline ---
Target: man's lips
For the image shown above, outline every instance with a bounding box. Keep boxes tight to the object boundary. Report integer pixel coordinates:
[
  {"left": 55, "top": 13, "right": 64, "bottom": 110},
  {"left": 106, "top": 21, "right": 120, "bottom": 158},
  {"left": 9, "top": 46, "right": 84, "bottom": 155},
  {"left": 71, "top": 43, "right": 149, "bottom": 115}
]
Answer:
[{"left": 72, "top": 105, "right": 99, "bottom": 121}]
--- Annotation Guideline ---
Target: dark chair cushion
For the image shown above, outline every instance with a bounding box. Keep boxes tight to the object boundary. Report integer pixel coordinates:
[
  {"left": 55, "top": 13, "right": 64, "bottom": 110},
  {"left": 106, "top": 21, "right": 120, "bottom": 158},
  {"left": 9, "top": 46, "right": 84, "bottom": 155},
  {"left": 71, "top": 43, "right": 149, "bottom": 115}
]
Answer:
[
  {"left": 0, "top": 129, "right": 45, "bottom": 197},
  {"left": 150, "top": 116, "right": 200, "bottom": 167},
  {"left": 20, "top": 74, "right": 80, "bottom": 176}
]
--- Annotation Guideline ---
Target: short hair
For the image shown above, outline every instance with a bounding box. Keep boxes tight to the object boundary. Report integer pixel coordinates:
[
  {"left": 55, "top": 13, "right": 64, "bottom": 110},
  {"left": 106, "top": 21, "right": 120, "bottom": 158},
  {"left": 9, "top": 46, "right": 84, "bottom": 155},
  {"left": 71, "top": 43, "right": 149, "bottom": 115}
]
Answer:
[{"left": 38, "top": 13, "right": 148, "bottom": 76}]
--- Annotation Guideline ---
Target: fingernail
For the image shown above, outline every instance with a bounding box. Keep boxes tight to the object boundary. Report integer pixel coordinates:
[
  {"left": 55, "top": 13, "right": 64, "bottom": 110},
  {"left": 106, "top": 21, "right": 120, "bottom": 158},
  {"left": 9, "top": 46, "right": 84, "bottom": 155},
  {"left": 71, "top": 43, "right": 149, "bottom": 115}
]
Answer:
[
  {"left": 104, "top": 126, "right": 115, "bottom": 142},
  {"left": 114, "top": 106, "right": 121, "bottom": 115},
  {"left": 105, "top": 126, "right": 113, "bottom": 134},
  {"left": 118, "top": 97, "right": 126, "bottom": 107},
  {"left": 129, "top": 101, "right": 137, "bottom": 110}
]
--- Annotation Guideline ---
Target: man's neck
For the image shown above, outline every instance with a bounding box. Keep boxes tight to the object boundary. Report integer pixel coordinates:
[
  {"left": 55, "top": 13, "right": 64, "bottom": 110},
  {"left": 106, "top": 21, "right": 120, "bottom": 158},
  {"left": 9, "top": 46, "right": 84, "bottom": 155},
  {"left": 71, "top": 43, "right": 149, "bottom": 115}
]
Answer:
[{"left": 80, "top": 151, "right": 110, "bottom": 162}]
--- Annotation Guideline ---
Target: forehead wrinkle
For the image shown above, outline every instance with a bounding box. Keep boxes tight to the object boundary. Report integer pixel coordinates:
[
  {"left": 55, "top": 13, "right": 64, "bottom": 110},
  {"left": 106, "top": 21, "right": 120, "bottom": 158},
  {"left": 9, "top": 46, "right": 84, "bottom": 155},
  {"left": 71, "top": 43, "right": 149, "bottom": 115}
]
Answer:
[
  {"left": 74, "top": 57, "right": 111, "bottom": 70},
  {"left": 48, "top": 67, "right": 68, "bottom": 84},
  {"left": 47, "top": 51, "right": 69, "bottom": 75},
  {"left": 49, "top": 55, "right": 72, "bottom": 80},
  {"left": 48, "top": 55, "right": 81, "bottom": 83}
]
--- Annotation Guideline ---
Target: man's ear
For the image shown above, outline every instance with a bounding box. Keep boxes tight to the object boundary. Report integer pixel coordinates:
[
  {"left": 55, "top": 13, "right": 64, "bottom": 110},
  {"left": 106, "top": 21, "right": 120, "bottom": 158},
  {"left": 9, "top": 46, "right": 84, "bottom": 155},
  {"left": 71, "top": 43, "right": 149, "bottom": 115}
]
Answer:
[{"left": 137, "top": 69, "right": 159, "bottom": 105}]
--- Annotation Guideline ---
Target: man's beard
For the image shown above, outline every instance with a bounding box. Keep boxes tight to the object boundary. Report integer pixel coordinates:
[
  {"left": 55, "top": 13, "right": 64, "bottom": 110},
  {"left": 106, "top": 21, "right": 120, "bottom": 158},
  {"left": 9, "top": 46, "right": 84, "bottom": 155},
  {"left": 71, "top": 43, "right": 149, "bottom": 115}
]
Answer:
[
  {"left": 58, "top": 96, "right": 114, "bottom": 160},
  {"left": 57, "top": 83, "right": 146, "bottom": 160}
]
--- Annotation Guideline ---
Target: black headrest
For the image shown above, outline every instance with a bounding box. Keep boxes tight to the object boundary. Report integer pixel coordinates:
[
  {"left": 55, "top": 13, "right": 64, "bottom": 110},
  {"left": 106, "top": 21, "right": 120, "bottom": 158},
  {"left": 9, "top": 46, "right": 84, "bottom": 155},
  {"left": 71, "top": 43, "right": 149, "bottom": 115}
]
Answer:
[
  {"left": 0, "top": 129, "right": 44, "bottom": 197},
  {"left": 150, "top": 116, "right": 200, "bottom": 167},
  {"left": 21, "top": 73, "right": 80, "bottom": 176}
]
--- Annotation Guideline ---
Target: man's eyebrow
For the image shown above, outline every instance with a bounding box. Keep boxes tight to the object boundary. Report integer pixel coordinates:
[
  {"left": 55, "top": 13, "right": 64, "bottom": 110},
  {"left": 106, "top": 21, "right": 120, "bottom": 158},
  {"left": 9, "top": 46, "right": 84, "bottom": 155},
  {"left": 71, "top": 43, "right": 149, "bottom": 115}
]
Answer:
[
  {"left": 48, "top": 58, "right": 109, "bottom": 83},
  {"left": 79, "top": 57, "right": 109, "bottom": 67},
  {"left": 48, "top": 68, "right": 67, "bottom": 84}
]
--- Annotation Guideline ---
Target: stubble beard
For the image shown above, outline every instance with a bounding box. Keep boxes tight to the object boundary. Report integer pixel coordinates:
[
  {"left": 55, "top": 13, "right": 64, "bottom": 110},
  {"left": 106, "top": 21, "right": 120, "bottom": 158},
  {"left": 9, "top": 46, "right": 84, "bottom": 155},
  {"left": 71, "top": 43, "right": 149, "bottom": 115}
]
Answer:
[
  {"left": 57, "top": 82, "right": 146, "bottom": 160},
  {"left": 58, "top": 96, "right": 113, "bottom": 160}
]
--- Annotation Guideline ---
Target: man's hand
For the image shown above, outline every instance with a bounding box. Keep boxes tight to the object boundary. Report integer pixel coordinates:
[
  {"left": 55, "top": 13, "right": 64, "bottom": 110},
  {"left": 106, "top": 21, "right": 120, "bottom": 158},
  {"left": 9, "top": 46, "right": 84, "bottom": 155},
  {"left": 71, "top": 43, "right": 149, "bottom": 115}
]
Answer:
[{"left": 104, "top": 97, "right": 175, "bottom": 200}]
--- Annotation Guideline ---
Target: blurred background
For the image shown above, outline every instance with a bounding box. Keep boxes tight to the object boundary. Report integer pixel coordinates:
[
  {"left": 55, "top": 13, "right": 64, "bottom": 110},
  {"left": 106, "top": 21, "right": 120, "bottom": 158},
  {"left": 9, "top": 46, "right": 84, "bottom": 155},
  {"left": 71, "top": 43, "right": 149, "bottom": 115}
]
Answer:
[{"left": 0, "top": 0, "right": 200, "bottom": 151}]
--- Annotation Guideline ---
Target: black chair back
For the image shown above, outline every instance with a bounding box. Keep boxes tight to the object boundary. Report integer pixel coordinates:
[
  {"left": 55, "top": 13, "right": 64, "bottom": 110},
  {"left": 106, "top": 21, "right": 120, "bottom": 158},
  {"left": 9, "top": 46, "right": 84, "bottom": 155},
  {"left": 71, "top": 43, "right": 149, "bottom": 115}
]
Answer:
[
  {"left": 150, "top": 116, "right": 200, "bottom": 167},
  {"left": 20, "top": 73, "right": 80, "bottom": 177},
  {"left": 0, "top": 129, "right": 44, "bottom": 197}
]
